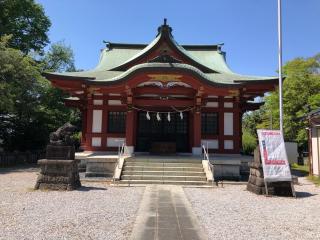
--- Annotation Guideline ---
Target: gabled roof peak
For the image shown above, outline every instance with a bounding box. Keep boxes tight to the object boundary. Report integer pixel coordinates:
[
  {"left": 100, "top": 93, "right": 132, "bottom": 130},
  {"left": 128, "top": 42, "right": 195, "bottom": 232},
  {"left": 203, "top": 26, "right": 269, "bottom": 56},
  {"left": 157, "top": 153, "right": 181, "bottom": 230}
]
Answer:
[{"left": 157, "top": 18, "right": 173, "bottom": 37}]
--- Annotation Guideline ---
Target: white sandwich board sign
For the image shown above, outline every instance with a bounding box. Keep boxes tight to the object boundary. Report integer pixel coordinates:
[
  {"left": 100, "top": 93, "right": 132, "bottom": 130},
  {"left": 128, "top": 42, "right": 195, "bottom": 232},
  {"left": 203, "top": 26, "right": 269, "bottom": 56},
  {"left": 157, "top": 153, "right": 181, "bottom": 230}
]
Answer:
[{"left": 257, "top": 129, "right": 292, "bottom": 182}]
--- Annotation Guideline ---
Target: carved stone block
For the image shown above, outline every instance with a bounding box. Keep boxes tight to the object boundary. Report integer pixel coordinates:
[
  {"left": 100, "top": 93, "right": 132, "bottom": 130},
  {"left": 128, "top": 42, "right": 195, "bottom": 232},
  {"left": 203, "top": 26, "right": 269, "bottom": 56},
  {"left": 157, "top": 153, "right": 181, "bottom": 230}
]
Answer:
[{"left": 35, "top": 159, "right": 81, "bottom": 191}]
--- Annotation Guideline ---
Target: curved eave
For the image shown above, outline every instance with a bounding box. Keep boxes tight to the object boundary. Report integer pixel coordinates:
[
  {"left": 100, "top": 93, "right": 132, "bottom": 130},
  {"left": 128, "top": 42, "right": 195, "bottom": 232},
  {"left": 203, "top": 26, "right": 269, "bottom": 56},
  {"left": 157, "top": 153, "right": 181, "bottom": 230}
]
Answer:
[
  {"left": 43, "top": 72, "right": 95, "bottom": 81},
  {"left": 235, "top": 78, "right": 279, "bottom": 84},
  {"left": 43, "top": 63, "right": 278, "bottom": 90},
  {"left": 68, "top": 63, "right": 275, "bottom": 89}
]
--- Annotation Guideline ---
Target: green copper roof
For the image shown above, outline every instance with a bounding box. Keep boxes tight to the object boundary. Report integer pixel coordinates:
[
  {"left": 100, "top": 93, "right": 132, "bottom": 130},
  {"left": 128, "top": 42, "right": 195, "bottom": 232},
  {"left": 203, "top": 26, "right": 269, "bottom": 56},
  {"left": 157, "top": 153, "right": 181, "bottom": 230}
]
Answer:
[
  {"left": 45, "top": 22, "right": 277, "bottom": 86},
  {"left": 94, "top": 48, "right": 142, "bottom": 71}
]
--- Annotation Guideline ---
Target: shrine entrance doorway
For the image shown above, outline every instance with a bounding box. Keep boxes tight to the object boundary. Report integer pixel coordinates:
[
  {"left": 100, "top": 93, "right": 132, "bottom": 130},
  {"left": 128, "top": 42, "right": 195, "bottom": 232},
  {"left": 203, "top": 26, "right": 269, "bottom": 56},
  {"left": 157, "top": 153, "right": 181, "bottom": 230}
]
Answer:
[{"left": 135, "top": 112, "right": 189, "bottom": 153}]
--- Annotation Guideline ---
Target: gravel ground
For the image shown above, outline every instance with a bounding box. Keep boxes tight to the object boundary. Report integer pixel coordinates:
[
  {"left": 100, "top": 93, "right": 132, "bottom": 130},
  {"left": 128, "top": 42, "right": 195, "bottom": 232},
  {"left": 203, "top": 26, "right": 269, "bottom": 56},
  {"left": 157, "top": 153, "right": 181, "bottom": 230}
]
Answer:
[
  {"left": 184, "top": 178, "right": 320, "bottom": 240},
  {"left": 0, "top": 167, "right": 144, "bottom": 240}
]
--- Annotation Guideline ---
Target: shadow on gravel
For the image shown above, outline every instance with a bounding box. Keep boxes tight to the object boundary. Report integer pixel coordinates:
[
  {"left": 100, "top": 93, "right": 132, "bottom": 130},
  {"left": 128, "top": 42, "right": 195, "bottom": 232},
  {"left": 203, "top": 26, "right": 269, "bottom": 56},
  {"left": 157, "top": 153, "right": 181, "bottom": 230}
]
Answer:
[
  {"left": 0, "top": 164, "right": 39, "bottom": 174},
  {"left": 77, "top": 186, "right": 108, "bottom": 192},
  {"left": 291, "top": 169, "right": 309, "bottom": 177},
  {"left": 295, "top": 191, "right": 317, "bottom": 198}
]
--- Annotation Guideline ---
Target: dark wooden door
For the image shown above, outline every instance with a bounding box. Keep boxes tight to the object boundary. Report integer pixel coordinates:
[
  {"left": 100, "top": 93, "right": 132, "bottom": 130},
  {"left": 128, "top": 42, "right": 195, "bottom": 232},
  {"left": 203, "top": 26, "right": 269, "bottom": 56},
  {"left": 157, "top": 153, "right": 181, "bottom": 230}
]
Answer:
[{"left": 136, "top": 112, "right": 189, "bottom": 152}]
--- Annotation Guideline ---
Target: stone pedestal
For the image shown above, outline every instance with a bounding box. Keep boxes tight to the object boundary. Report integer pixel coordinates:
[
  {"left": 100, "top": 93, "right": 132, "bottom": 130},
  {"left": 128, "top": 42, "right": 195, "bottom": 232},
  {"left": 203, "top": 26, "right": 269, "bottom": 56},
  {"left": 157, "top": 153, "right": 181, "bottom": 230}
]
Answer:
[
  {"left": 35, "top": 145, "right": 81, "bottom": 191},
  {"left": 46, "top": 145, "right": 75, "bottom": 160},
  {"left": 247, "top": 147, "right": 293, "bottom": 196},
  {"left": 35, "top": 159, "right": 81, "bottom": 190}
]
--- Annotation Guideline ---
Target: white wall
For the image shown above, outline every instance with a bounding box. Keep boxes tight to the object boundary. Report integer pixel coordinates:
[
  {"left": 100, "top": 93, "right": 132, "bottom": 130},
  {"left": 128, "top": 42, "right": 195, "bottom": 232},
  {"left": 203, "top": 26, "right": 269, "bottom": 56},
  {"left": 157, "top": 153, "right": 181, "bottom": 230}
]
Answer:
[
  {"left": 205, "top": 102, "right": 218, "bottom": 107},
  {"left": 224, "top": 102, "right": 233, "bottom": 108},
  {"left": 201, "top": 139, "right": 218, "bottom": 149},
  {"left": 93, "top": 100, "right": 103, "bottom": 105},
  {"left": 224, "top": 140, "right": 234, "bottom": 150},
  {"left": 108, "top": 100, "right": 122, "bottom": 106},
  {"left": 285, "top": 142, "right": 298, "bottom": 164},
  {"left": 92, "top": 110, "right": 102, "bottom": 133},
  {"left": 92, "top": 137, "right": 101, "bottom": 147},
  {"left": 317, "top": 129, "right": 320, "bottom": 175},
  {"left": 224, "top": 112, "right": 233, "bottom": 136},
  {"left": 107, "top": 137, "right": 125, "bottom": 147},
  {"left": 311, "top": 128, "right": 320, "bottom": 176}
]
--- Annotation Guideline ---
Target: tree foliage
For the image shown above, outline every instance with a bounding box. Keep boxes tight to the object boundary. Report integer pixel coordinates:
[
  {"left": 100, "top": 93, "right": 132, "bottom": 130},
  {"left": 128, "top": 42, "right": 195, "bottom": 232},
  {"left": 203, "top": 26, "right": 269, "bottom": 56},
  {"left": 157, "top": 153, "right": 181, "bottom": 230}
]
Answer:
[
  {"left": 242, "top": 129, "right": 257, "bottom": 155},
  {"left": 0, "top": 36, "right": 80, "bottom": 151},
  {"left": 0, "top": 0, "right": 51, "bottom": 54},
  {"left": 243, "top": 54, "right": 320, "bottom": 150},
  {"left": 41, "top": 41, "right": 76, "bottom": 72},
  {"left": 0, "top": 1, "right": 81, "bottom": 151},
  {"left": 0, "top": 35, "right": 45, "bottom": 150}
]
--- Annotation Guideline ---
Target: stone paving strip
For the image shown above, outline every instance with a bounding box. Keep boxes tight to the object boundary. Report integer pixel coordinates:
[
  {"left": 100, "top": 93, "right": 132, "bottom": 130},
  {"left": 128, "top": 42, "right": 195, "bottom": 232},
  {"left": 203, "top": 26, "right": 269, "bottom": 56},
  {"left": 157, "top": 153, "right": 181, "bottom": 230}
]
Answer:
[{"left": 130, "top": 185, "right": 207, "bottom": 240}]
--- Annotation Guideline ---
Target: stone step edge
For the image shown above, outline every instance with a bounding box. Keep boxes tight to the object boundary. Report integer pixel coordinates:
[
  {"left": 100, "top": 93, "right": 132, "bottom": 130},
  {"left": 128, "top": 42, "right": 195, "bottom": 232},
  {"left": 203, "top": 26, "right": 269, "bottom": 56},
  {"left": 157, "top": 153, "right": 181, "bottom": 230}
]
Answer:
[
  {"left": 121, "top": 175, "right": 207, "bottom": 179},
  {"left": 125, "top": 160, "right": 202, "bottom": 163},
  {"left": 117, "top": 180, "right": 208, "bottom": 185},
  {"left": 122, "top": 171, "right": 205, "bottom": 174},
  {"left": 123, "top": 165, "right": 203, "bottom": 168},
  {"left": 124, "top": 164, "right": 203, "bottom": 167},
  {"left": 123, "top": 167, "right": 204, "bottom": 170}
]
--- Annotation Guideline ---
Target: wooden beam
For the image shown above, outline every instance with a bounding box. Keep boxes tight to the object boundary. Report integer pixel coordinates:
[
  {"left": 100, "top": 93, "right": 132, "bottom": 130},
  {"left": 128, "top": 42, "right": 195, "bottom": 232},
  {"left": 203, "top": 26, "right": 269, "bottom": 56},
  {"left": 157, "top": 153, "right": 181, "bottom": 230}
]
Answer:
[
  {"left": 134, "top": 98, "right": 194, "bottom": 107},
  {"left": 133, "top": 86, "right": 196, "bottom": 96},
  {"left": 242, "top": 102, "right": 264, "bottom": 111}
]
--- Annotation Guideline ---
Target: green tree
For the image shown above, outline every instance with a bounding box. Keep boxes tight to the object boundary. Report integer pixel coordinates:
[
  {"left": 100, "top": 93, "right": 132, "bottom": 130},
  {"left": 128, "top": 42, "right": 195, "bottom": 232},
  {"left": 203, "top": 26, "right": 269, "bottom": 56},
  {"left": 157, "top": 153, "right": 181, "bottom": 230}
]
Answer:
[
  {"left": 39, "top": 41, "right": 81, "bottom": 133},
  {"left": 258, "top": 54, "right": 320, "bottom": 146},
  {"left": 41, "top": 41, "right": 76, "bottom": 72},
  {"left": 0, "top": 36, "right": 80, "bottom": 151},
  {"left": 0, "top": 0, "right": 51, "bottom": 54},
  {"left": 36, "top": 41, "right": 81, "bottom": 146},
  {"left": 0, "top": 35, "right": 46, "bottom": 150}
]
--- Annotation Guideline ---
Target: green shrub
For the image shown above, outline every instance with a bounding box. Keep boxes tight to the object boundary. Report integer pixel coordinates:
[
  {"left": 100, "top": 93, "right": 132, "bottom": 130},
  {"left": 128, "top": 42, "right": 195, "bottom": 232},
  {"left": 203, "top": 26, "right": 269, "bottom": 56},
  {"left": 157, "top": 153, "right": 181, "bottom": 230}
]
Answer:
[{"left": 242, "top": 130, "right": 257, "bottom": 155}]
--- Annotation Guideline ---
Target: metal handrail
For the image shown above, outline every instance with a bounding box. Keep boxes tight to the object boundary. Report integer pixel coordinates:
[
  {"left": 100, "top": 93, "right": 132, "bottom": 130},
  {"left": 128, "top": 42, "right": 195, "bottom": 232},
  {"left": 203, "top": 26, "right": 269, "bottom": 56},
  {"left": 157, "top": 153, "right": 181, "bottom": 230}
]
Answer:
[
  {"left": 202, "top": 144, "right": 212, "bottom": 168},
  {"left": 117, "top": 142, "right": 125, "bottom": 169},
  {"left": 113, "top": 141, "right": 127, "bottom": 183},
  {"left": 202, "top": 144, "right": 222, "bottom": 187},
  {"left": 202, "top": 144, "right": 213, "bottom": 181}
]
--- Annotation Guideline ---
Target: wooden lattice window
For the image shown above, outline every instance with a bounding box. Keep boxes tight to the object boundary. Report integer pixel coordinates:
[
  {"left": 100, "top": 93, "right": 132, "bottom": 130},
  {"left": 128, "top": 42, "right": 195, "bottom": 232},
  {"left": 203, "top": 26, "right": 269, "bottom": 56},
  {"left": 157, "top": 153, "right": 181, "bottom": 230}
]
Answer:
[
  {"left": 108, "top": 112, "right": 126, "bottom": 133},
  {"left": 201, "top": 112, "right": 218, "bottom": 135}
]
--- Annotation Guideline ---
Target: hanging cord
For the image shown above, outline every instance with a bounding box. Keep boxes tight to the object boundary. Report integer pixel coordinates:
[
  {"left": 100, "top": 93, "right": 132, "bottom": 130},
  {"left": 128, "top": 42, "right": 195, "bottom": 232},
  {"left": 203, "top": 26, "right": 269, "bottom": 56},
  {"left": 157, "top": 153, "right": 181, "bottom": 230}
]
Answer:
[{"left": 131, "top": 106, "right": 194, "bottom": 113}]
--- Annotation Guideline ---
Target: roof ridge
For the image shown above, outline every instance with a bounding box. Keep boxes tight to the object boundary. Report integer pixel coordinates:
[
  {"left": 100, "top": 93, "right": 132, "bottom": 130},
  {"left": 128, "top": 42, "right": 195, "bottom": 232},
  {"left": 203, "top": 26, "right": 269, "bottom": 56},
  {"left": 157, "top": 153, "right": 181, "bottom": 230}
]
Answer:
[{"left": 103, "top": 42, "right": 221, "bottom": 51}]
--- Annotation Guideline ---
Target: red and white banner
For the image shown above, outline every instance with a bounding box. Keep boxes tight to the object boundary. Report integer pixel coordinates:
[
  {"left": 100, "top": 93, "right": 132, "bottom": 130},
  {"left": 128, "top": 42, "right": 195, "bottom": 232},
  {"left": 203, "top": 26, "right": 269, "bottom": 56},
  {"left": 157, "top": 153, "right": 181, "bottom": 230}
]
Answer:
[{"left": 257, "top": 129, "right": 292, "bottom": 182}]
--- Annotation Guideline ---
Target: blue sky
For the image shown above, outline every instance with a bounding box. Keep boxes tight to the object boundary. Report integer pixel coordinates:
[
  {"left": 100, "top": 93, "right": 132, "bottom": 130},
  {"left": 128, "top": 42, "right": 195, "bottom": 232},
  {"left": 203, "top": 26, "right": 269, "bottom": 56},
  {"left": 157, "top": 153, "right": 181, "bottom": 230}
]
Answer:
[{"left": 37, "top": 0, "right": 319, "bottom": 76}]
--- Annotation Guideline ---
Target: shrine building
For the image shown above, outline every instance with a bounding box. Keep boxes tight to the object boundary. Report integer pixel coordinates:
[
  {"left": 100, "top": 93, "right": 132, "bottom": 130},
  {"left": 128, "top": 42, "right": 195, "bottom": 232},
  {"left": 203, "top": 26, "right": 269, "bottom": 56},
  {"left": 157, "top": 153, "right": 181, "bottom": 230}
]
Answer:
[{"left": 44, "top": 20, "right": 277, "bottom": 156}]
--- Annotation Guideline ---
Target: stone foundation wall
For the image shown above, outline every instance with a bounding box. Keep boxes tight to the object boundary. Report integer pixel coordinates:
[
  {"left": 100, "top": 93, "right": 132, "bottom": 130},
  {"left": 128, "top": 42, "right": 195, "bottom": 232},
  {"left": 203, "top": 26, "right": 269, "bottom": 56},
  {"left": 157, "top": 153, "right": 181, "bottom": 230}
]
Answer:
[{"left": 246, "top": 148, "right": 293, "bottom": 196}]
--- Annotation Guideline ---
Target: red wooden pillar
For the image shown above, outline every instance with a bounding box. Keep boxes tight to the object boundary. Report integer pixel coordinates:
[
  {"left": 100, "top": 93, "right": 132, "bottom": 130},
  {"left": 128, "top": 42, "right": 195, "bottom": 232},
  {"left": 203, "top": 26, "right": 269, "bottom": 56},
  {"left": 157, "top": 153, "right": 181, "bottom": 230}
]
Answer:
[
  {"left": 189, "top": 113, "right": 194, "bottom": 152},
  {"left": 239, "top": 111, "right": 243, "bottom": 152},
  {"left": 233, "top": 112, "right": 240, "bottom": 153},
  {"left": 85, "top": 97, "right": 93, "bottom": 150},
  {"left": 101, "top": 98, "right": 108, "bottom": 150},
  {"left": 125, "top": 108, "right": 135, "bottom": 147},
  {"left": 218, "top": 96, "right": 224, "bottom": 153},
  {"left": 193, "top": 111, "right": 201, "bottom": 147},
  {"left": 192, "top": 104, "right": 202, "bottom": 155},
  {"left": 233, "top": 98, "right": 241, "bottom": 153},
  {"left": 132, "top": 109, "right": 137, "bottom": 146},
  {"left": 81, "top": 108, "right": 87, "bottom": 146}
]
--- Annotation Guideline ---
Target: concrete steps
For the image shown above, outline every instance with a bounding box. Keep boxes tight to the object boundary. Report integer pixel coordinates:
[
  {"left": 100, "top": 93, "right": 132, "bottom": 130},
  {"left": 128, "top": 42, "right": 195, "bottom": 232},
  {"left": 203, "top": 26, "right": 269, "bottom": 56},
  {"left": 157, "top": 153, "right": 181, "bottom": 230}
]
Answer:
[
  {"left": 119, "top": 180, "right": 207, "bottom": 185},
  {"left": 119, "top": 157, "right": 208, "bottom": 185},
  {"left": 122, "top": 170, "right": 205, "bottom": 176},
  {"left": 123, "top": 166, "right": 204, "bottom": 172}
]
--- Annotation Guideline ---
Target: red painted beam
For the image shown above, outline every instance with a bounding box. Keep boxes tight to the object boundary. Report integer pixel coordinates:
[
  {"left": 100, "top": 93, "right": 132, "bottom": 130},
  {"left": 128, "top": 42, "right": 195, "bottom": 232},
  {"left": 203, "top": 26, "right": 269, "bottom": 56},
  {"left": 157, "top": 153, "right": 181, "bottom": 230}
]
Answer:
[
  {"left": 134, "top": 98, "right": 194, "bottom": 107},
  {"left": 133, "top": 86, "right": 196, "bottom": 96}
]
